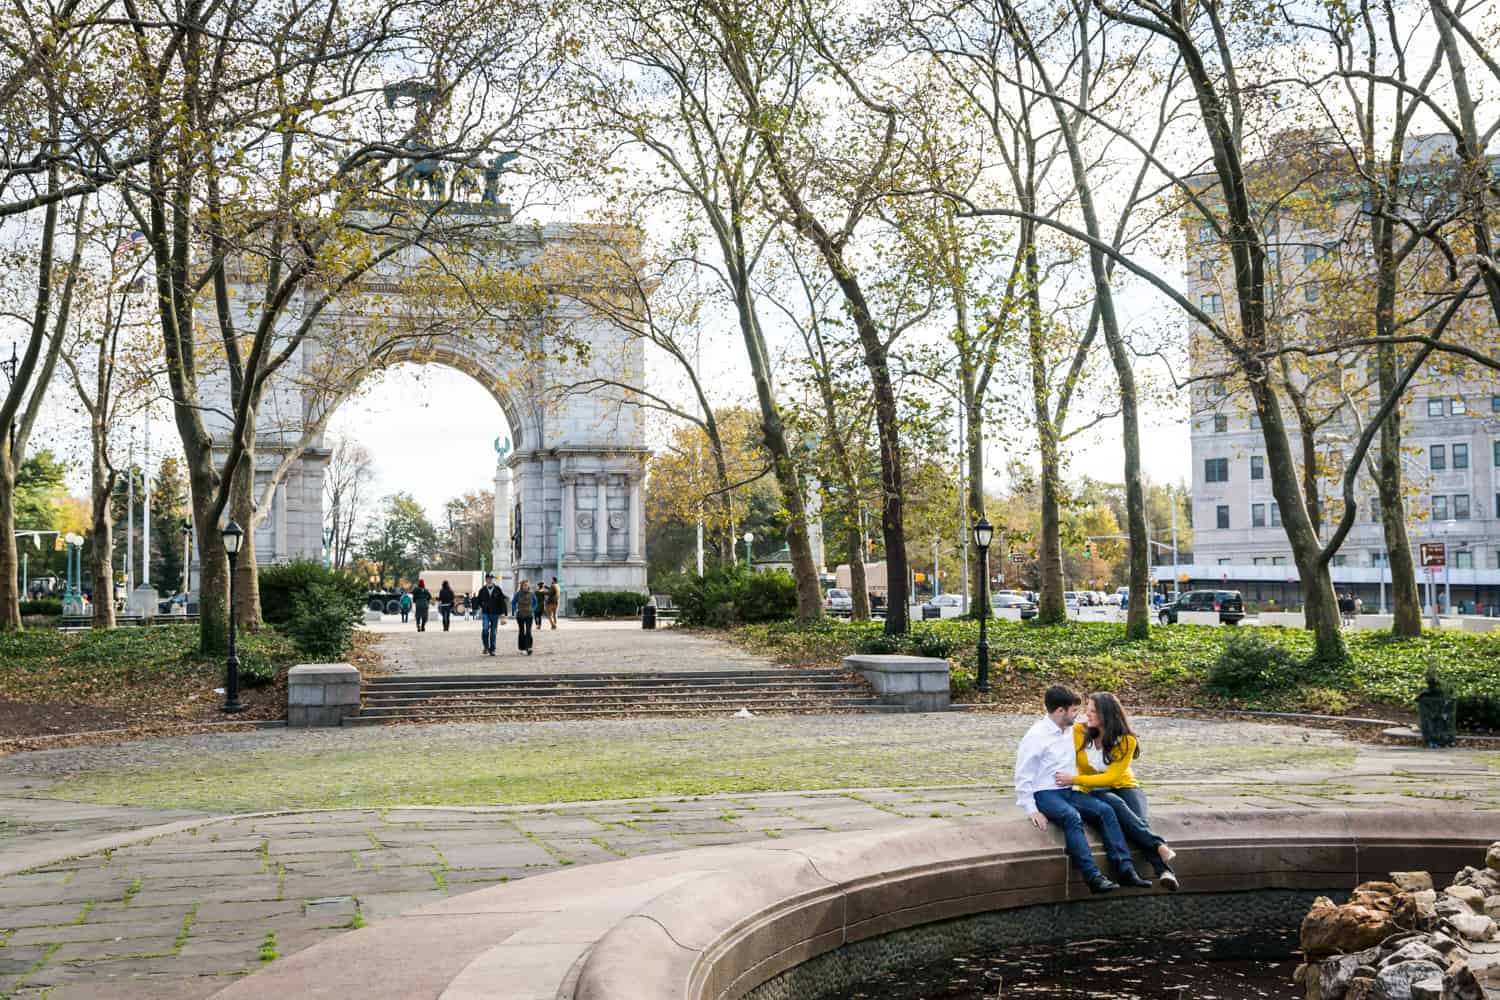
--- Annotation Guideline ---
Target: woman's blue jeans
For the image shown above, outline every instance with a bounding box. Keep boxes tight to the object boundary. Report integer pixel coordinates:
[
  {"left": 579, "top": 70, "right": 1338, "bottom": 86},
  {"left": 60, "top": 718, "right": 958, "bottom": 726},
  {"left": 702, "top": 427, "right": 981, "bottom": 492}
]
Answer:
[
  {"left": 1092, "top": 787, "right": 1169, "bottom": 875},
  {"left": 1032, "top": 789, "right": 1138, "bottom": 882}
]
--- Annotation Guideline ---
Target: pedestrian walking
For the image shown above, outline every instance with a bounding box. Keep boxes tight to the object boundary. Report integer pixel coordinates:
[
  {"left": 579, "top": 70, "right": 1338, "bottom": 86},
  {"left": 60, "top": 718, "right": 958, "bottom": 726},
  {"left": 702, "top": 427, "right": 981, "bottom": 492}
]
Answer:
[
  {"left": 474, "top": 574, "right": 507, "bottom": 655},
  {"left": 546, "top": 576, "right": 561, "bottom": 629},
  {"left": 412, "top": 579, "right": 432, "bottom": 632},
  {"left": 399, "top": 590, "right": 412, "bottom": 623},
  {"left": 438, "top": 580, "right": 455, "bottom": 631},
  {"left": 513, "top": 580, "right": 537, "bottom": 655}
]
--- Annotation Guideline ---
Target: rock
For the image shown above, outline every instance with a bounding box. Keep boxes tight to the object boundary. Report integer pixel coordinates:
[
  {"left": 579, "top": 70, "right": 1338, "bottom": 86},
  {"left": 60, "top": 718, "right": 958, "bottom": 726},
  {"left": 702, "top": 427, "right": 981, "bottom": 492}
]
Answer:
[
  {"left": 1356, "top": 881, "right": 1403, "bottom": 901},
  {"left": 1445, "top": 886, "right": 1487, "bottom": 912},
  {"left": 1391, "top": 872, "right": 1435, "bottom": 892},
  {"left": 1346, "top": 976, "right": 1376, "bottom": 1000},
  {"left": 1485, "top": 842, "right": 1500, "bottom": 873},
  {"left": 1485, "top": 896, "right": 1500, "bottom": 921},
  {"left": 1321, "top": 949, "right": 1381, "bottom": 999},
  {"left": 1425, "top": 931, "right": 1459, "bottom": 954},
  {"left": 1443, "top": 964, "right": 1484, "bottom": 1000},
  {"left": 1436, "top": 896, "right": 1470, "bottom": 918},
  {"left": 1454, "top": 867, "right": 1500, "bottom": 898},
  {"left": 1380, "top": 942, "right": 1447, "bottom": 969},
  {"left": 1373, "top": 960, "right": 1445, "bottom": 1000},
  {"left": 1304, "top": 897, "right": 1414, "bottom": 958},
  {"left": 1447, "top": 912, "right": 1497, "bottom": 942},
  {"left": 1407, "top": 978, "right": 1441, "bottom": 1000}
]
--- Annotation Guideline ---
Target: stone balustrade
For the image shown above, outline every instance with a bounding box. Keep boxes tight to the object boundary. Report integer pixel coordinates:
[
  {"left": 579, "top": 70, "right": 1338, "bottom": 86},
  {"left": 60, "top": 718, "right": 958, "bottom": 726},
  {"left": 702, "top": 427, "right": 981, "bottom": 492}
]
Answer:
[{"left": 287, "top": 663, "right": 361, "bottom": 727}]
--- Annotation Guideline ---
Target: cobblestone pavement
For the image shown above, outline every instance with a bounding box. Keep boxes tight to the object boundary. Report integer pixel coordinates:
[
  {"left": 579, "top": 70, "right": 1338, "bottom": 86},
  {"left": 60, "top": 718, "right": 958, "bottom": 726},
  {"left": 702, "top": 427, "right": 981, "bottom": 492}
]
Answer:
[
  {"left": 0, "top": 710, "right": 1496, "bottom": 999},
  {"left": 371, "top": 617, "right": 778, "bottom": 675}
]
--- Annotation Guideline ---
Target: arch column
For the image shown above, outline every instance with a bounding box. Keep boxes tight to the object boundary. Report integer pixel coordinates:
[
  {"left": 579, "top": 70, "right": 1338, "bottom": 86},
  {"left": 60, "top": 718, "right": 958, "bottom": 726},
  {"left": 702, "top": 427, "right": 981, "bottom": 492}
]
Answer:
[
  {"left": 594, "top": 474, "right": 609, "bottom": 559},
  {"left": 494, "top": 462, "right": 512, "bottom": 590}
]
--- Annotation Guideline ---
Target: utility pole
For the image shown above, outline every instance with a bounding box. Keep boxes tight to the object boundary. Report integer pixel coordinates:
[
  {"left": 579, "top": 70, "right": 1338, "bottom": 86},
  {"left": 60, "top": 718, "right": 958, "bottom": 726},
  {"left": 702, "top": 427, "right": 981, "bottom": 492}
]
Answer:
[
  {"left": 1170, "top": 486, "right": 1180, "bottom": 600},
  {"left": 126, "top": 445, "right": 135, "bottom": 597},
  {"left": 141, "top": 412, "right": 151, "bottom": 587}
]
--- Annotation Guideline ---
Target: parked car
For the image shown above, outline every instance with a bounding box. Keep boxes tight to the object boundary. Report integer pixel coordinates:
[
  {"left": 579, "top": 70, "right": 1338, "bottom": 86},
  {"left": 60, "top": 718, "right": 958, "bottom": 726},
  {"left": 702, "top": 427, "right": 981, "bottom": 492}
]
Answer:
[
  {"left": 157, "top": 591, "right": 198, "bottom": 615},
  {"left": 921, "top": 593, "right": 965, "bottom": 619},
  {"left": 992, "top": 593, "right": 1038, "bottom": 619},
  {"left": 1063, "top": 591, "right": 1081, "bottom": 609},
  {"left": 824, "top": 588, "right": 853, "bottom": 616},
  {"left": 1158, "top": 589, "right": 1245, "bottom": 625}
]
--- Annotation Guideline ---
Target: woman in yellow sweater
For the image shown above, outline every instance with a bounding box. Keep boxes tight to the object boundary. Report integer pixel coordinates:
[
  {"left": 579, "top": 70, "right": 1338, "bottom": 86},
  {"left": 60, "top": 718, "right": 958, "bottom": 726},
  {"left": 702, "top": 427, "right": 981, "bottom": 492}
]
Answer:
[{"left": 1053, "top": 692, "right": 1179, "bottom": 891}]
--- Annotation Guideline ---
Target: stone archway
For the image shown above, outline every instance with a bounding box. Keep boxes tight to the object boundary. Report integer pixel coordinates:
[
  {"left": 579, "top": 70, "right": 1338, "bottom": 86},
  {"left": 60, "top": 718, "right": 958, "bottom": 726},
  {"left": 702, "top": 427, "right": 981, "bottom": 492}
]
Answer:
[{"left": 222, "top": 219, "right": 650, "bottom": 608}]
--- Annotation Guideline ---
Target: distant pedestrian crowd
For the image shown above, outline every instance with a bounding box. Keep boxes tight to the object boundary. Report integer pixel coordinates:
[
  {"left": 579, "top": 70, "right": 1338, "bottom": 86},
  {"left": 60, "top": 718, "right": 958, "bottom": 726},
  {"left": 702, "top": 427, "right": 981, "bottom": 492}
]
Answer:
[{"left": 398, "top": 573, "right": 563, "bottom": 658}]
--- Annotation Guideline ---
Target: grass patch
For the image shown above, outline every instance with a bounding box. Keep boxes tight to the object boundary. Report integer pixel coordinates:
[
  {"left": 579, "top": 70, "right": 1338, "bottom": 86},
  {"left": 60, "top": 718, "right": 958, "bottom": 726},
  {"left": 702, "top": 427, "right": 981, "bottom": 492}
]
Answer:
[
  {"left": 35, "top": 715, "right": 1353, "bottom": 813},
  {"left": 736, "top": 618, "right": 1500, "bottom": 715},
  {"left": 258, "top": 931, "right": 278, "bottom": 963}
]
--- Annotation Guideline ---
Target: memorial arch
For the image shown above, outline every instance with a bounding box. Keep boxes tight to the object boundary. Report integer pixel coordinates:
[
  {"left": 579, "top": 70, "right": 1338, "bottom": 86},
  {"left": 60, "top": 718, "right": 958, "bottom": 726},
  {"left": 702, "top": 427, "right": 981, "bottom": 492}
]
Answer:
[{"left": 210, "top": 216, "right": 650, "bottom": 606}]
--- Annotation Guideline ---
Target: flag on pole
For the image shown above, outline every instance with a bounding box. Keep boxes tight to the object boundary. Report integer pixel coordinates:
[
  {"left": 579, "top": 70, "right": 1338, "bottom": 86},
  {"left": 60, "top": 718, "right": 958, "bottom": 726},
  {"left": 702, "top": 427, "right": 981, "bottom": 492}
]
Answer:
[{"left": 113, "top": 229, "right": 146, "bottom": 262}]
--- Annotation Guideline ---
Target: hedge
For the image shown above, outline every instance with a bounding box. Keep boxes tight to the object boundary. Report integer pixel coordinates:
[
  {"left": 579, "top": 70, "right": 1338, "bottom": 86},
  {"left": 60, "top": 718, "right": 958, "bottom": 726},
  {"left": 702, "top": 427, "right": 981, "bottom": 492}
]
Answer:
[
  {"left": 258, "top": 559, "right": 366, "bottom": 625},
  {"left": 574, "top": 591, "right": 644, "bottom": 617},
  {"left": 20, "top": 598, "right": 63, "bottom": 616}
]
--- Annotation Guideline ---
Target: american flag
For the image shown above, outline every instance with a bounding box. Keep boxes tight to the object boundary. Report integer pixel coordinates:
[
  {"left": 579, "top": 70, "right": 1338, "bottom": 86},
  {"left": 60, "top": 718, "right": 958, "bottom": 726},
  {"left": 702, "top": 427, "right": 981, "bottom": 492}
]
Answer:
[{"left": 113, "top": 229, "right": 146, "bottom": 261}]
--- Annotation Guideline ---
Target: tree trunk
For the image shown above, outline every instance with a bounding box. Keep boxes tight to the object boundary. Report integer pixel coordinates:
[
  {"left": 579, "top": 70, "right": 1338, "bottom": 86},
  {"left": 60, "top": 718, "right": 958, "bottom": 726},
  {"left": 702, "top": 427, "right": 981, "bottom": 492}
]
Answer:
[
  {"left": 965, "top": 384, "right": 987, "bottom": 615},
  {"left": 231, "top": 449, "right": 262, "bottom": 631},
  {"left": 89, "top": 438, "right": 116, "bottom": 629},
  {"left": 184, "top": 451, "right": 228, "bottom": 655},
  {"left": 1377, "top": 348, "right": 1422, "bottom": 636},
  {"left": 846, "top": 514, "right": 870, "bottom": 620},
  {"left": 1117, "top": 382, "right": 1149, "bottom": 640},
  {"left": 1300, "top": 421, "right": 1322, "bottom": 539},
  {"left": 1026, "top": 246, "right": 1065, "bottom": 625},
  {"left": 0, "top": 456, "right": 19, "bottom": 628}
]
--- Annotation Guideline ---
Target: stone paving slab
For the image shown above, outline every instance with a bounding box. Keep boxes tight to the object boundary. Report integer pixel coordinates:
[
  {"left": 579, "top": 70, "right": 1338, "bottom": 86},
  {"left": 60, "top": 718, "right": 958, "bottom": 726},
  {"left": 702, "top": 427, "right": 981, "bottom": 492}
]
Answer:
[{"left": 371, "top": 618, "right": 779, "bottom": 676}]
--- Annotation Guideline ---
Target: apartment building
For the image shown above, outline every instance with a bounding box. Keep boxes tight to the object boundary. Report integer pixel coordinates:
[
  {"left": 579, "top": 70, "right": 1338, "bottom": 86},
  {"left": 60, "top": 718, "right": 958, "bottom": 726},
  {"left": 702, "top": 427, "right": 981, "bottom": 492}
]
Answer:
[{"left": 1174, "top": 135, "right": 1500, "bottom": 613}]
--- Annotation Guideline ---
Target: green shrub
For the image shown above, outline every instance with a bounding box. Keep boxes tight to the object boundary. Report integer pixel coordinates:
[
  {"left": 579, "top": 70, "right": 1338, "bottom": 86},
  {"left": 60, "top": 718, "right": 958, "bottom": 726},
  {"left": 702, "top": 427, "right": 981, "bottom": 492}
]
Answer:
[
  {"left": 740, "top": 571, "right": 798, "bottom": 623},
  {"left": 259, "top": 560, "right": 365, "bottom": 625},
  {"left": 669, "top": 566, "right": 797, "bottom": 627},
  {"left": 20, "top": 598, "right": 62, "bottom": 616},
  {"left": 1208, "top": 630, "right": 1300, "bottom": 693},
  {"left": 574, "top": 591, "right": 644, "bottom": 617},
  {"left": 855, "top": 632, "right": 904, "bottom": 655},
  {"left": 1457, "top": 695, "right": 1500, "bottom": 733},
  {"left": 284, "top": 580, "right": 365, "bottom": 662}
]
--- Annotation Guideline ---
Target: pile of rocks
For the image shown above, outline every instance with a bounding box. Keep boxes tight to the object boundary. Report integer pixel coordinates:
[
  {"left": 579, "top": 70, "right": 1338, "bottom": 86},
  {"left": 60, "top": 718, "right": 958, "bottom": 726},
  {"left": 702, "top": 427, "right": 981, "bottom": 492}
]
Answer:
[{"left": 1294, "top": 842, "right": 1500, "bottom": 1000}]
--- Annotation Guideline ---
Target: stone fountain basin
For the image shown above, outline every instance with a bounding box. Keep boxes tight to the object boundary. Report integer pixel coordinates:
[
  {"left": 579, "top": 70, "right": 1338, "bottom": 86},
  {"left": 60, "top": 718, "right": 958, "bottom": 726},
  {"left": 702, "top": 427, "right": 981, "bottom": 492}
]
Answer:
[{"left": 210, "top": 808, "right": 1497, "bottom": 1000}]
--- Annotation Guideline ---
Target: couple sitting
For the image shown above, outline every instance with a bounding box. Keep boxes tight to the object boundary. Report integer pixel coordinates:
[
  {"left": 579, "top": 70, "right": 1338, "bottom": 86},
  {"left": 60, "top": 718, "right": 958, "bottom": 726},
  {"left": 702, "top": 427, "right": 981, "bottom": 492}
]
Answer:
[{"left": 1014, "top": 685, "right": 1179, "bottom": 895}]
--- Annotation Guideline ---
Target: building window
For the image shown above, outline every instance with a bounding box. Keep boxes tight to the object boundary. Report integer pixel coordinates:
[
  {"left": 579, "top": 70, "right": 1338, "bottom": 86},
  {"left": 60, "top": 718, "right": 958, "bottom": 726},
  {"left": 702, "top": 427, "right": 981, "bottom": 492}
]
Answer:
[
  {"left": 1492, "top": 395, "right": 1500, "bottom": 413},
  {"left": 1451, "top": 397, "right": 1466, "bottom": 415},
  {"left": 1332, "top": 554, "right": 1347, "bottom": 567},
  {"left": 1250, "top": 414, "right": 1261, "bottom": 429},
  {"left": 1433, "top": 495, "right": 1448, "bottom": 520},
  {"left": 1218, "top": 557, "right": 1232, "bottom": 566},
  {"left": 1453, "top": 443, "right": 1469, "bottom": 469},
  {"left": 1211, "top": 379, "right": 1227, "bottom": 398},
  {"left": 1213, "top": 414, "right": 1228, "bottom": 433},
  {"left": 1272, "top": 555, "right": 1288, "bottom": 566},
  {"left": 1372, "top": 551, "right": 1389, "bottom": 567},
  {"left": 1253, "top": 556, "right": 1267, "bottom": 565},
  {"left": 1428, "top": 398, "right": 1444, "bottom": 417},
  {"left": 1270, "top": 502, "right": 1281, "bottom": 527},
  {"left": 1250, "top": 455, "right": 1264, "bottom": 480},
  {"left": 1205, "top": 457, "right": 1229, "bottom": 483},
  {"left": 1199, "top": 222, "right": 1215, "bottom": 243},
  {"left": 1302, "top": 245, "right": 1322, "bottom": 265},
  {"left": 1216, "top": 505, "right": 1230, "bottom": 529},
  {"left": 1201, "top": 293, "right": 1224, "bottom": 315},
  {"left": 1199, "top": 259, "right": 1214, "bottom": 280},
  {"left": 1456, "top": 550, "right": 1473, "bottom": 570},
  {"left": 1455, "top": 494, "right": 1471, "bottom": 520},
  {"left": 1495, "top": 440, "right": 1500, "bottom": 468},
  {"left": 1370, "top": 496, "right": 1382, "bottom": 521},
  {"left": 1252, "top": 503, "right": 1266, "bottom": 527},
  {"left": 1430, "top": 445, "right": 1446, "bottom": 471},
  {"left": 1304, "top": 284, "right": 1320, "bottom": 303}
]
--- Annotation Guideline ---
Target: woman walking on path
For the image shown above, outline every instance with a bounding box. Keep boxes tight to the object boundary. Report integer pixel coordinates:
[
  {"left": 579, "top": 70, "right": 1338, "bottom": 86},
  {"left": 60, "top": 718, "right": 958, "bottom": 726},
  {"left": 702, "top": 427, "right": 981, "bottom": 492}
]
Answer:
[
  {"left": 412, "top": 579, "right": 432, "bottom": 632},
  {"left": 437, "top": 581, "right": 455, "bottom": 631},
  {"left": 513, "top": 580, "right": 537, "bottom": 655},
  {"left": 1053, "top": 692, "right": 1179, "bottom": 891},
  {"left": 399, "top": 591, "right": 412, "bottom": 623}
]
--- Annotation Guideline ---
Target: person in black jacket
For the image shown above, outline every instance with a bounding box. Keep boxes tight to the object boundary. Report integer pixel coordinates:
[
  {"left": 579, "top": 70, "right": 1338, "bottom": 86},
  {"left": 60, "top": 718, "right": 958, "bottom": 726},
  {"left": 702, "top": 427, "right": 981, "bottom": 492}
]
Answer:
[
  {"left": 437, "top": 581, "right": 456, "bottom": 631},
  {"left": 411, "top": 579, "right": 432, "bottom": 632},
  {"left": 474, "top": 574, "right": 508, "bottom": 655}
]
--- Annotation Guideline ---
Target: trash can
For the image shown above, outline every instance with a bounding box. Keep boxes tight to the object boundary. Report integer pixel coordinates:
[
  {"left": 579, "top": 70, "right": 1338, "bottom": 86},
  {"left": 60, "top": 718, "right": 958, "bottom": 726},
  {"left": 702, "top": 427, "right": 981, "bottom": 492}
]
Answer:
[
  {"left": 642, "top": 603, "right": 657, "bottom": 630},
  {"left": 922, "top": 605, "right": 941, "bottom": 620}
]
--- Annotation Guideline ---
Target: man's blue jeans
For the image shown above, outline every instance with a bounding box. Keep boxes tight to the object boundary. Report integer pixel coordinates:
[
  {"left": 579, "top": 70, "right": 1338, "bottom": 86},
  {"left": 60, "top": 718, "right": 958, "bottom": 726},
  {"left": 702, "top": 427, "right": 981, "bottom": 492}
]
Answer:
[
  {"left": 1033, "top": 788, "right": 1136, "bottom": 881},
  {"left": 481, "top": 613, "right": 500, "bottom": 652}
]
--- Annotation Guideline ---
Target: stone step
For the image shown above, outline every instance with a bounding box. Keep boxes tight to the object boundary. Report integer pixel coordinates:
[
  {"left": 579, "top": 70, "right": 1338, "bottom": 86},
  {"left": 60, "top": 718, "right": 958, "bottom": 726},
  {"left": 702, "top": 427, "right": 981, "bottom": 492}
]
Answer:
[
  {"left": 357, "top": 692, "right": 880, "bottom": 713},
  {"left": 363, "top": 669, "right": 843, "bottom": 687},
  {"left": 361, "top": 681, "right": 865, "bottom": 701},
  {"left": 342, "top": 702, "right": 906, "bottom": 725}
]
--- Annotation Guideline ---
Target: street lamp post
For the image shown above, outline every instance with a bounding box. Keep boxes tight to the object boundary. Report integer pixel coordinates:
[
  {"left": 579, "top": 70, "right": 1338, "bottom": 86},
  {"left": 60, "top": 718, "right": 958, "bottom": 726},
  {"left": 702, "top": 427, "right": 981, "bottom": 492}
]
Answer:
[
  {"left": 181, "top": 519, "right": 192, "bottom": 599},
  {"left": 743, "top": 531, "right": 754, "bottom": 571},
  {"left": 221, "top": 520, "right": 244, "bottom": 714},
  {"left": 972, "top": 517, "right": 993, "bottom": 694}
]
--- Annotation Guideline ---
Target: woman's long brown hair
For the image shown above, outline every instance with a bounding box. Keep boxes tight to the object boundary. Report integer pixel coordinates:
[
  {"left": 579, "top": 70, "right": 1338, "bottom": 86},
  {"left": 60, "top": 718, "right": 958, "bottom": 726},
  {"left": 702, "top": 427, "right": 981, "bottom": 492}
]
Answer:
[{"left": 1084, "top": 692, "right": 1140, "bottom": 762}]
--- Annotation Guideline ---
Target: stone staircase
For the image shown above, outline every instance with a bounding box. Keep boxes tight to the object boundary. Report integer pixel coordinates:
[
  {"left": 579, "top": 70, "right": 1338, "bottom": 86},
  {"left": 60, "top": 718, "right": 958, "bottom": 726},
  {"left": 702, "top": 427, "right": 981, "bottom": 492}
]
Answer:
[{"left": 344, "top": 669, "right": 900, "bottom": 725}]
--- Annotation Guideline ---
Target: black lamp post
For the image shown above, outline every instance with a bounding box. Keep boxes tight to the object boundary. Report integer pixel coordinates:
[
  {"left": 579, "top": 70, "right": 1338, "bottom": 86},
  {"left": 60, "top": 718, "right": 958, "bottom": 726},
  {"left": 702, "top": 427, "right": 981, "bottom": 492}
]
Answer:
[
  {"left": 972, "top": 516, "right": 993, "bottom": 693},
  {"left": 181, "top": 518, "right": 193, "bottom": 596},
  {"left": 221, "top": 520, "right": 244, "bottom": 714}
]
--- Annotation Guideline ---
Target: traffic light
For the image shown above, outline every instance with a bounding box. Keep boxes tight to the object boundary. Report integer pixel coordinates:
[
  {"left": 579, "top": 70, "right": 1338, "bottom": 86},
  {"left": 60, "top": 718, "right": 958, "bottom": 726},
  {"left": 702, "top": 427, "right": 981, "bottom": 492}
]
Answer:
[{"left": 55, "top": 535, "right": 64, "bottom": 551}]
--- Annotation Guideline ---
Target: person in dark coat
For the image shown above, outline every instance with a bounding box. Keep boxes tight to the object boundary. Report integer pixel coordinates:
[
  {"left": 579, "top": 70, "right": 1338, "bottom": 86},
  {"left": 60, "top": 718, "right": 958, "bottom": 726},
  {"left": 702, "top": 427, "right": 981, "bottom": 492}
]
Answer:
[
  {"left": 474, "top": 574, "right": 507, "bottom": 655},
  {"left": 512, "top": 580, "right": 537, "bottom": 655},
  {"left": 411, "top": 579, "right": 432, "bottom": 632},
  {"left": 438, "top": 581, "right": 456, "bottom": 631}
]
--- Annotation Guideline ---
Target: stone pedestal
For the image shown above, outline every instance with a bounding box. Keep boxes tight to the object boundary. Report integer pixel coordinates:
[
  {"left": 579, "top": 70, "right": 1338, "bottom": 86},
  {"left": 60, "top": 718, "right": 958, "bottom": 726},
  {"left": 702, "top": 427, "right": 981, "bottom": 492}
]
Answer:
[
  {"left": 842, "top": 654, "right": 950, "bottom": 712},
  {"left": 288, "top": 664, "right": 361, "bottom": 727},
  {"left": 128, "top": 585, "right": 159, "bottom": 620}
]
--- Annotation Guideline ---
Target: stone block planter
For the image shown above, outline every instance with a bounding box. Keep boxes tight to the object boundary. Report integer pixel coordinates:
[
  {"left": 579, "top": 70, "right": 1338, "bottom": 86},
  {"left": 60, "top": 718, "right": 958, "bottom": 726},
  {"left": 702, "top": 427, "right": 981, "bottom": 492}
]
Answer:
[
  {"left": 843, "top": 654, "right": 950, "bottom": 712},
  {"left": 287, "top": 663, "right": 361, "bottom": 727}
]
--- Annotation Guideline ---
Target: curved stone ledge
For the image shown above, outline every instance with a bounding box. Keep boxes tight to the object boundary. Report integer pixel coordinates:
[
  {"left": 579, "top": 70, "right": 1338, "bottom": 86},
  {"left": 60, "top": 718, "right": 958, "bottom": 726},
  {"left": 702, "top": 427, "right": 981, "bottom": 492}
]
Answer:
[{"left": 210, "top": 809, "right": 1498, "bottom": 1000}]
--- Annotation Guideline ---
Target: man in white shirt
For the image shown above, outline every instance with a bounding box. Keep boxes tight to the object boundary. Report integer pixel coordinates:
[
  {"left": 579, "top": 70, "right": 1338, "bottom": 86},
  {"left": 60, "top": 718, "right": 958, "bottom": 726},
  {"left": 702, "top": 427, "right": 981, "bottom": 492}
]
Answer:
[{"left": 1014, "top": 685, "right": 1152, "bottom": 894}]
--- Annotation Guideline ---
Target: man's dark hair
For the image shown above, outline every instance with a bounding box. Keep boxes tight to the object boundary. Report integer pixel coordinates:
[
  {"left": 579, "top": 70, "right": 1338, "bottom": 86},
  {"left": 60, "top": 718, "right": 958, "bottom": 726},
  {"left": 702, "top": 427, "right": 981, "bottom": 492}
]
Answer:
[{"left": 1044, "top": 685, "right": 1081, "bottom": 713}]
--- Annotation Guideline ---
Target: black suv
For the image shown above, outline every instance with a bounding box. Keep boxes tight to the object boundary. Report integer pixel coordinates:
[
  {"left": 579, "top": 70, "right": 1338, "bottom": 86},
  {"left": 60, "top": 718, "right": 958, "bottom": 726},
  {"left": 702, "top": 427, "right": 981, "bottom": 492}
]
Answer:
[{"left": 1158, "top": 589, "right": 1245, "bottom": 625}]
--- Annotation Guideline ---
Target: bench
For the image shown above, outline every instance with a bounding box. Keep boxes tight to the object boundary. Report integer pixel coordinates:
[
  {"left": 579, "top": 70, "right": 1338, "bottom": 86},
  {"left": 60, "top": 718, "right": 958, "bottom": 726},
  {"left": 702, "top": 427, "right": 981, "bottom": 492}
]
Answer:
[{"left": 642, "top": 594, "right": 680, "bottom": 623}]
